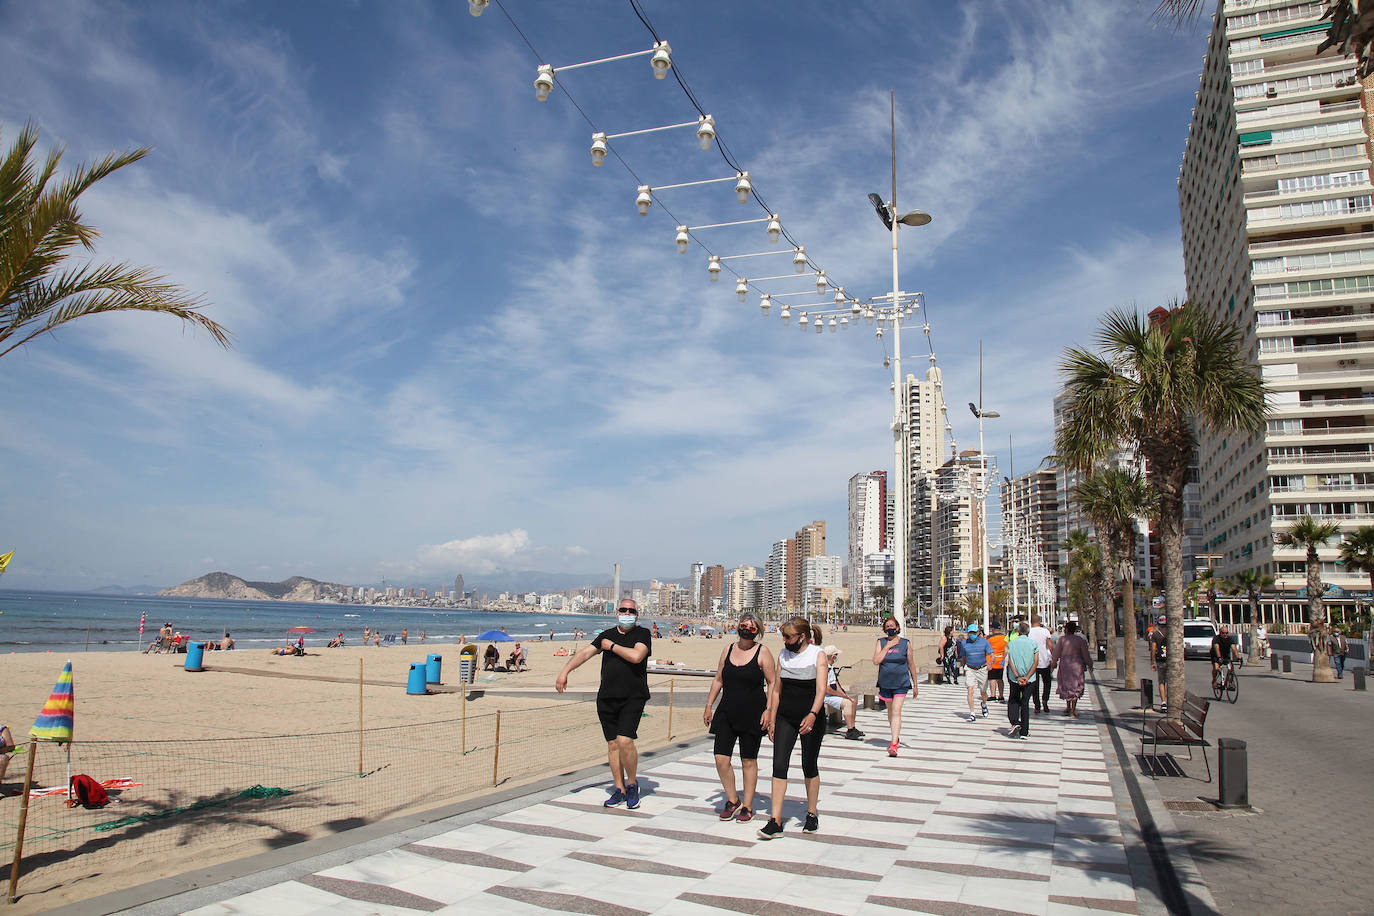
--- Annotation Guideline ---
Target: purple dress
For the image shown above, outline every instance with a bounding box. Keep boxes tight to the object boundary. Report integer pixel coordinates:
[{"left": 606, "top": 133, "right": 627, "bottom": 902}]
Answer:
[{"left": 1052, "top": 634, "right": 1093, "bottom": 700}]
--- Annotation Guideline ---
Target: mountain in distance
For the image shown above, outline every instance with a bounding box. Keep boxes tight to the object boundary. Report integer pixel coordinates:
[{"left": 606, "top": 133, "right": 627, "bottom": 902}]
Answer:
[
  {"left": 91, "top": 584, "right": 166, "bottom": 596},
  {"left": 159, "top": 572, "right": 345, "bottom": 602}
]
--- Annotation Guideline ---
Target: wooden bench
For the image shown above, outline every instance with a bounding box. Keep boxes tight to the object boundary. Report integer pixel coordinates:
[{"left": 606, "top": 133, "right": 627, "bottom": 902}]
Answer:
[
  {"left": 918, "top": 664, "right": 944, "bottom": 685},
  {"left": 1141, "top": 690, "right": 1212, "bottom": 781}
]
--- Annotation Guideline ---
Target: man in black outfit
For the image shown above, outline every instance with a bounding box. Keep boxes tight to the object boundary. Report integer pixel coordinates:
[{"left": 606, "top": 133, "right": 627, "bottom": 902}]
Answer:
[
  {"left": 555, "top": 598, "right": 652, "bottom": 809},
  {"left": 1210, "top": 624, "right": 1239, "bottom": 682}
]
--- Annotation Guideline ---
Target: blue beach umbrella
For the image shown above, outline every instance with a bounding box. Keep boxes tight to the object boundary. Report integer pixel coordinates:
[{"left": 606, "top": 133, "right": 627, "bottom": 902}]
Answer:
[{"left": 475, "top": 629, "right": 515, "bottom": 642}]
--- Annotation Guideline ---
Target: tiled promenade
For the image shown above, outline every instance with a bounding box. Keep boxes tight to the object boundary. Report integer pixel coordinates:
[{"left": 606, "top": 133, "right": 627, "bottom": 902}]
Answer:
[{"left": 132, "top": 682, "right": 1147, "bottom": 915}]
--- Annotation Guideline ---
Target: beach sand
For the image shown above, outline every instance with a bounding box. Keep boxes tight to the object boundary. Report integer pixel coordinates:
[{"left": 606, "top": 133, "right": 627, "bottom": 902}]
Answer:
[{"left": 0, "top": 623, "right": 936, "bottom": 912}]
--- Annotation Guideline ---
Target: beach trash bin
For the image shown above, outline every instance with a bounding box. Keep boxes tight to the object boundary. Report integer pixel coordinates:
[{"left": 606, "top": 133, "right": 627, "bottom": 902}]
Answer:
[
  {"left": 184, "top": 641, "right": 206, "bottom": 673},
  {"left": 426, "top": 653, "right": 443, "bottom": 685},
  {"left": 458, "top": 656, "right": 474, "bottom": 683},
  {"left": 406, "top": 662, "right": 428, "bottom": 695}
]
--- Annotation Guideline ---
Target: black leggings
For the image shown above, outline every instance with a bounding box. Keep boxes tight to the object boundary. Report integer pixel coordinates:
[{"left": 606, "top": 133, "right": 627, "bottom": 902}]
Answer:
[
  {"left": 771, "top": 714, "right": 823, "bottom": 780},
  {"left": 1035, "top": 668, "right": 1053, "bottom": 710}
]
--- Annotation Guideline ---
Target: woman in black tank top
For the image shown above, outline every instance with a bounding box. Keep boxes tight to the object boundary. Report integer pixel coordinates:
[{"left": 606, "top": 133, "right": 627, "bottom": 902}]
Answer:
[{"left": 704, "top": 612, "right": 777, "bottom": 823}]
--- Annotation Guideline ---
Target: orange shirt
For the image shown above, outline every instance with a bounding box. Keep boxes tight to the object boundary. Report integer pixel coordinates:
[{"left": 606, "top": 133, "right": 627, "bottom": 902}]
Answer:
[{"left": 987, "top": 633, "right": 1007, "bottom": 669}]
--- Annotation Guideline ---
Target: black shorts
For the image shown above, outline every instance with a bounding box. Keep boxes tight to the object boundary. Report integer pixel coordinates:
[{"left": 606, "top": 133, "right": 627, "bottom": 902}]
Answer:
[
  {"left": 711, "top": 718, "right": 763, "bottom": 760},
  {"left": 988, "top": 668, "right": 1004, "bottom": 681},
  {"left": 597, "top": 695, "right": 647, "bottom": 741}
]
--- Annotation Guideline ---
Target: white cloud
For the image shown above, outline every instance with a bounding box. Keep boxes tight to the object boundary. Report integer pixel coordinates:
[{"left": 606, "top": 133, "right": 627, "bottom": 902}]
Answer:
[{"left": 416, "top": 529, "right": 534, "bottom": 575}]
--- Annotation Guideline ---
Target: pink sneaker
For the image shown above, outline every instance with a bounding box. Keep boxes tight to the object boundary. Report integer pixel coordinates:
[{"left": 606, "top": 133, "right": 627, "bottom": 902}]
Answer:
[{"left": 888, "top": 743, "right": 898, "bottom": 757}]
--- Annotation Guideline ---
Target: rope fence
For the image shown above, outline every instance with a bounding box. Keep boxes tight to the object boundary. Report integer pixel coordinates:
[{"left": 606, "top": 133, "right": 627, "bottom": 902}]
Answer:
[{"left": 2, "top": 682, "right": 705, "bottom": 906}]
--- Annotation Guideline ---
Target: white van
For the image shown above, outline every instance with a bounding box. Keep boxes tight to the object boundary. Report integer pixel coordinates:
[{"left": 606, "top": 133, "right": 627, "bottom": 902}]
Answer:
[{"left": 1181, "top": 618, "right": 1219, "bottom": 658}]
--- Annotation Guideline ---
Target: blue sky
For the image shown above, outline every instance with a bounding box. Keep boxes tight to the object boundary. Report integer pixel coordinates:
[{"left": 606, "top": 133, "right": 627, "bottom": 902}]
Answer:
[{"left": 0, "top": 1, "right": 1210, "bottom": 591}]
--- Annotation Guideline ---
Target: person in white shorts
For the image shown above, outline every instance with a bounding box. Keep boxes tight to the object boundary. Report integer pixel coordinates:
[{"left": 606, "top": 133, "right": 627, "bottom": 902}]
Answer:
[
  {"left": 956, "top": 623, "right": 993, "bottom": 722},
  {"left": 821, "top": 645, "right": 864, "bottom": 740}
]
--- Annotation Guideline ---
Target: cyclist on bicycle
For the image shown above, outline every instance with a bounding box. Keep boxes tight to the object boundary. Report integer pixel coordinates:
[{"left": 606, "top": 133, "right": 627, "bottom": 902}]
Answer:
[{"left": 1210, "top": 624, "right": 1239, "bottom": 681}]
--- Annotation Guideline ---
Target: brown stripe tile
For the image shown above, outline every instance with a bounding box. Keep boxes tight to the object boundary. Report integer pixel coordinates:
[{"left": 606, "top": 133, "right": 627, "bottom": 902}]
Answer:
[
  {"left": 568, "top": 851, "right": 709, "bottom": 879},
  {"left": 676, "top": 804, "right": 923, "bottom": 825},
  {"left": 794, "top": 831, "right": 906, "bottom": 849},
  {"left": 483, "top": 820, "right": 601, "bottom": 842},
  {"left": 948, "top": 791, "right": 1060, "bottom": 805},
  {"left": 1049, "top": 894, "right": 1138, "bottom": 913},
  {"left": 834, "top": 790, "right": 942, "bottom": 804},
  {"left": 894, "top": 859, "right": 1049, "bottom": 882},
  {"left": 865, "top": 895, "right": 1022, "bottom": 915},
  {"left": 943, "top": 811, "right": 1053, "bottom": 826},
  {"left": 854, "top": 776, "right": 957, "bottom": 789},
  {"left": 548, "top": 800, "right": 655, "bottom": 819},
  {"left": 298, "top": 875, "right": 444, "bottom": 912},
  {"left": 401, "top": 844, "right": 533, "bottom": 871},
  {"left": 916, "top": 832, "right": 1054, "bottom": 851},
  {"left": 484, "top": 884, "right": 650, "bottom": 915},
  {"left": 628, "top": 825, "right": 755, "bottom": 847},
  {"left": 731, "top": 856, "right": 881, "bottom": 881},
  {"left": 1061, "top": 792, "right": 1114, "bottom": 801},
  {"left": 1053, "top": 858, "right": 1132, "bottom": 875},
  {"left": 677, "top": 891, "right": 835, "bottom": 915}
]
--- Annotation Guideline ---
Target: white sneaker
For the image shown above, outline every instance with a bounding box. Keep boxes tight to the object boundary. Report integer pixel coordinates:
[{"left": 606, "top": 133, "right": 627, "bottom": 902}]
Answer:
[
  {"left": 966, "top": 714, "right": 977, "bottom": 723},
  {"left": 980, "top": 701, "right": 988, "bottom": 717}
]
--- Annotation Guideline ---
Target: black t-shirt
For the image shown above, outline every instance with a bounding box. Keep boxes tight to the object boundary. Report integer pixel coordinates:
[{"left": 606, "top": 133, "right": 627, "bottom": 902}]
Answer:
[
  {"left": 593, "top": 626, "right": 652, "bottom": 699},
  {"left": 1210, "top": 633, "right": 1236, "bottom": 661},
  {"left": 1149, "top": 628, "right": 1167, "bottom": 659}
]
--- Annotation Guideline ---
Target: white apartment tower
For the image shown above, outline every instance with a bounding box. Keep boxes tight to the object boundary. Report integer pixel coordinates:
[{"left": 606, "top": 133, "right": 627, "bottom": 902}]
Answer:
[
  {"left": 1181, "top": 2, "right": 1373, "bottom": 591},
  {"left": 847, "top": 471, "right": 887, "bottom": 609},
  {"left": 764, "top": 539, "right": 788, "bottom": 614},
  {"left": 902, "top": 366, "right": 950, "bottom": 608},
  {"left": 726, "top": 565, "right": 758, "bottom": 614},
  {"left": 801, "top": 555, "right": 843, "bottom": 614}
]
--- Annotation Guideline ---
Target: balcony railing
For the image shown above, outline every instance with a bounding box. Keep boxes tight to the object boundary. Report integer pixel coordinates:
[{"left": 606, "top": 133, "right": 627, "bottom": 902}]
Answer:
[
  {"left": 1256, "top": 313, "right": 1374, "bottom": 329},
  {"left": 1269, "top": 424, "right": 1374, "bottom": 436},
  {"left": 1250, "top": 228, "right": 1374, "bottom": 250},
  {"left": 1267, "top": 451, "right": 1374, "bottom": 465},
  {"left": 1271, "top": 482, "right": 1374, "bottom": 492}
]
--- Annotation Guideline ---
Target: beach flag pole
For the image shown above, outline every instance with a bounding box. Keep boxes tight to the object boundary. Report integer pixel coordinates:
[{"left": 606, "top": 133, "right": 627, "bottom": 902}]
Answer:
[
  {"left": 138, "top": 610, "right": 145, "bottom": 651},
  {"left": 6, "top": 738, "right": 37, "bottom": 903}
]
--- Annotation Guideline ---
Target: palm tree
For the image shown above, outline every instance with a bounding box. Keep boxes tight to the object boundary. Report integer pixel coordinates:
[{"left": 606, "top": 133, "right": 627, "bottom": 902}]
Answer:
[
  {"left": 1064, "top": 529, "right": 1106, "bottom": 648},
  {"left": 1228, "top": 569, "right": 1275, "bottom": 664},
  {"left": 1076, "top": 467, "right": 1154, "bottom": 689},
  {"left": 1338, "top": 525, "right": 1374, "bottom": 597},
  {"left": 1187, "top": 569, "right": 1224, "bottom": 618},
  {"left": 1275, "top": 515, "right": 1341, "bottom": 683},
  {"left": 1, "top": 122, "right": 229, "bottom": 359},
  {"left": 1057, "top": 304, "right": 1267, "bottom": 720}
]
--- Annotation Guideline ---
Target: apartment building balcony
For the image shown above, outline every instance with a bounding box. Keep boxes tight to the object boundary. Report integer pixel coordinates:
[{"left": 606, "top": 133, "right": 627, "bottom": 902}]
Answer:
[
  {"left": 1247, "top": 199, "right": 1374, "bottom": 233},
  {"left": 1255, "top": 312, "right": 1374, "bottom": 335},
  {"left": 1249, "top": 228, "right": 1374, "bottom": 253},
  {"left": 1269, "top": 394, "right": 1374, "bottom": 418},
  {"left": 1266, "top": 448, "right": 1374, "bottom": 469},
  {"left": 1266, "top": 424, "right": 1374, "bottom": 447},
  {"left": 1270, "top": 480, "right": 1374, "bottom": 494},
  {"left": 1258, "top": 340, "right": 1374, "bottom": 366}
]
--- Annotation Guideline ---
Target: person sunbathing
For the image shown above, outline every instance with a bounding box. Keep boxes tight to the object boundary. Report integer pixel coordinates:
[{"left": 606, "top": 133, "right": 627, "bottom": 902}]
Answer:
[{"left": 327, "top": 633, "right": 345, "bottom": 648}]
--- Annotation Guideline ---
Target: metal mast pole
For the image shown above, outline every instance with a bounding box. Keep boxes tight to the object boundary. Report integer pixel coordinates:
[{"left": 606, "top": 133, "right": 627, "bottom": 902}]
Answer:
[{"left": 889, "top": 91, "right": 906, "bottom": 636}]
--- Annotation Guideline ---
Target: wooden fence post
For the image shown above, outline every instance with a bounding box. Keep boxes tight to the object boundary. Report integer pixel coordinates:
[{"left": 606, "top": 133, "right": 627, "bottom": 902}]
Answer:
[
  {"left": 461, "top": 681, "right": 467, "bottom": 755},
  {"left": 7, "top": 739, "right": 38, "bottom": 904},
  {"left": 667, "top": 680, "right": 675, "bottom": 741},
  {"left": 357, "top": 659, "right": 364, "bottom": 777},
  {"left": 492, "top": 710, "right": 502, "bottom": 786}
]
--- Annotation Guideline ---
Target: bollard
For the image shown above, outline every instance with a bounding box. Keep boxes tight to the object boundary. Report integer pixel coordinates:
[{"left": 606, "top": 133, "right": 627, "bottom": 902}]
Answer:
[
  {"left": 1140, "top": 678, "right": 1154, "bottom": 711},
  {"left": 1282, "top": 656, "right": 1292, "bottom": 673},
  {"left": 406, "top": 662, "right": 428, "bottom": 695},
  {"left": 1354, "top": 667, "right": 1367, "bottom": 691},
  {"left": 1116, "top": 659, "right": 1125, "bottom": 678},
  {"left": 863, "top": 693, "right": 877, "bottom": 711},
  {"left": 1270, "top": 654, "right": 1279, "bottom": 671},
  {"left": 1098, "top": 644, "right": 1107, "bottom": 662},
  {"left": 425, "top": 653, "right": 442, "bottom": 685},
  {"left": 1217, "top": 738, "right": 1248, "bottom": 808}
]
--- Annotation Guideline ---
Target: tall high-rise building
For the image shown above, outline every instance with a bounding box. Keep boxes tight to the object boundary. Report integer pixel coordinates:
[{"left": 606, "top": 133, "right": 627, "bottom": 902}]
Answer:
[
  {"left": 1181, "top": 2, "right": 1373, "bottom": 592},
  {"left": 702, "top": 564, "right": 725, "bottom": 614},
  {"left": 912, "top": 450, "right": 988, "bottom": 610},
  {"left": 765, "top": 539, "right": 789, "bottom": 613},
  {"left": 801, "top": 555, "right": 843, "bottom": 614},
  {"left": 847, "top": 471, "right": 887, "bottom": 609},
  {"left": 726, "top": 565, "right": 758, "bottom": 613},
  {"left": 689, "top": 562, "right": 703, "bottom": 614},
  {"left": 902, "top": 366, "right": 951, "bottom": 610},
  {"left": 453, "top": 574, "right": 465, "bottom": 601},
  {"left": 1003, "top": 467, "right": 1064, "bottom": 607},
  {"left": 790, "top": 521, "right": 826, "bottom": 612}
]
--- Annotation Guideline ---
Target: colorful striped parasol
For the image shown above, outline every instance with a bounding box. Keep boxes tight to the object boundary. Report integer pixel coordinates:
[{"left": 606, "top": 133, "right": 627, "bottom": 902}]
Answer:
[{"left": 31, "top": 661, "right": 74, "bottom": 744}]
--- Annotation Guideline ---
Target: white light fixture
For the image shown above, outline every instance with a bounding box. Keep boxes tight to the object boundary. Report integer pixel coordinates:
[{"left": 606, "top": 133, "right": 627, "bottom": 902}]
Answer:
[
  {"left": 799, "top": 313, "right": 809, "bottom": 329},
  {"left": 736, "top": 278, "right": 748, "bottom": 301},
  {"left": 840, "top": 316, "right": 849, "bottom": 328},
  {"left": 534, "top": 64, "right": 555, "bottom": 102},
  {"left": 696, "top": 115, "right": 715, "bottom": 150},
  {"left": 792, "top": 247, "right": 806, "bottom": 273},
  {"left": 759, "top": 294, "right": 771, "bottom": 314},
  {"left": 816, "top": 318, "right": 824, "bottom": 334},
  {"left": 828, "top": 316, "right": 837, "bottom": 333},
  {"left": 469, "top": 0, "right": 488, "bottom": 16},
  {"left": 766, "top": 214, "right": 781, "bottom": 243},
  {"left": 735, "top": 171, "right": 752, "bottom": 204},
  {"left": 834, "top": 287, "right": 845, "bottom": 307},
  {"left": 590, "top": 132, "right": 608, "bottom": 166},
  {"left": 864, "top": 308, "right": 874, "bottom": 325},
  {"left": 707, "top": 255, "right": 721, "bottom": 281},
  {"left": 780, "top": 306, "right": 791, "bottom": 325},
  {"left": 876, "top": 326, "right": 884, "bottom": 339},
  {"left": 850, "top": 298, "right": 861, "bottom": 315},
  {"left": 883, "top": 355, "right": 891, "bottom": 368},
  {"left": 675, "top": 225, "right": 690, "bottom": 254},
  {"left": 650, "top": 41, "right": 672, "bottom": 79},
  {"left": 636, "top": 185, "right": 652, "bottom": 216},
  {"left": 815, "top": 270, "right": 827, "bottom": 294}
]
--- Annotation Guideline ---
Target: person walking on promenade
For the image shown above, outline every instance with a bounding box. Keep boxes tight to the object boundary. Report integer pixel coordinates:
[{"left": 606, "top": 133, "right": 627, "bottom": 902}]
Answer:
[
  {"left": 1329, "top": 625, "right": 1350, "bottom": 679},
  {"left": 938, "top": 625, "right": 960, "bottom": 684},
  {"left": 1052, "top": 621, "right": 1093, "bottom": 717},
  {"left": 1149, "top": 615, "right": 1169, "bottom": 709},
  {"left": 957, "top": 623, "right": 992, "bottom": 723},
  {"left": 758, "top": 616, "right": 827, "bottom": 840},
  {"left": 821, "top": 645, "right": 864, "bottom": 740},
  {"left": 555, "top": 598, "right": 652, "bottom": 809},
  {"left": 1005, "top": 621, "right": 1037, "bottom": 739},
  {"left": 704, "top": 612, "right": 777, "bottom": 823},
  {"left": 986, "top": 621, "right": 1007, "bottom": 703},
  {"left": 871, "top": 616, "right": 918, "bottom": 755},
  {"left": 1027, "top": 615, "right": 1056, "bottom": 714}
]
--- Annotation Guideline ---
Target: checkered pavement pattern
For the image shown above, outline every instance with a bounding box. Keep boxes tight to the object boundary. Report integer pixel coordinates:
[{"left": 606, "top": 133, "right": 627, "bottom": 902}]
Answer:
[{"left": 182, "top": 682, "right": 1139, "bottom": 915}]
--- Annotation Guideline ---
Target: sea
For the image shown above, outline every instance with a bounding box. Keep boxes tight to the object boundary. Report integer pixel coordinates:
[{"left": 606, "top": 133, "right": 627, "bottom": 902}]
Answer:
[{"left": 0, "top": 590, "right": 638, "bottom": 654}]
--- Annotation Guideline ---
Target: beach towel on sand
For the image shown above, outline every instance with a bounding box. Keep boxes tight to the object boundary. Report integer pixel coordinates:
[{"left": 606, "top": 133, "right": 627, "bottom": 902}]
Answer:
[{"left": 29, "top": 777, "right": 141, "bottom": 799}]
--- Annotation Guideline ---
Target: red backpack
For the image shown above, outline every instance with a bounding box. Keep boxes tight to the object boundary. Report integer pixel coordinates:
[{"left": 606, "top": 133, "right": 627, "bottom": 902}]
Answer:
[{"left": 69, "top": 774, "right": 109, "bottom": 808}]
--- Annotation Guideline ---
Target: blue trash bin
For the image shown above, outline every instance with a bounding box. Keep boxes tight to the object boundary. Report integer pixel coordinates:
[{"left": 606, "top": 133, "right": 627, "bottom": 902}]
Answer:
[
  {"left": 184, "top": 641, "right": 206, "bottom": 672},
  {"left": 426, "top": 653, "right": 442, "bottom": 685},
  {"left": 406, "top": 662, "right": 428, "bottom": 695}
]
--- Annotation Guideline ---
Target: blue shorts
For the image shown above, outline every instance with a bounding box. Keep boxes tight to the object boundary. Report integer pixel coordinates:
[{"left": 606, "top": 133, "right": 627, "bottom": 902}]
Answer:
[{"left": 877, "top": 687, "right": 909, "bottom": 701}]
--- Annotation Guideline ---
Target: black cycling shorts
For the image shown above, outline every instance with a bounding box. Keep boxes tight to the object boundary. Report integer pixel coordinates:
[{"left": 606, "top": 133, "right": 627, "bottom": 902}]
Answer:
[
  {"left": 597, "top": 695, "right": 647, "bottom": 741},
  {"left": 988, "top": 668, "right": 1004, "bottom": 681},
  {"left": 711, "top": 718, "right": 763, "bottom": 760}
]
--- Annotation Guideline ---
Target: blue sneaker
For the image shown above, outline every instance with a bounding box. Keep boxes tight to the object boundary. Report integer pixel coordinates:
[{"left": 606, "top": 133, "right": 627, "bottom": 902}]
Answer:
[
  {"left": 604, "top": 787, "right": 626, "bottom": 808},
  {"left": 625, "top": 783, "right": 641, "bottom": 809}
]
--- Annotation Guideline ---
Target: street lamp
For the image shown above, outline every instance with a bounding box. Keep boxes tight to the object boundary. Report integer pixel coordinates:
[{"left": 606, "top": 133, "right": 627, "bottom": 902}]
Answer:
[{"left": 969, "top": 400, "right": 1000, "bottom": 632}]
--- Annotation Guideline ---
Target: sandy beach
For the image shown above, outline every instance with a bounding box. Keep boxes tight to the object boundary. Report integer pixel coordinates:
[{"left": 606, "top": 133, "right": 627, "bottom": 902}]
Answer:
[{"left": 0, "top": 622, "right": 936, "bottom": 912}]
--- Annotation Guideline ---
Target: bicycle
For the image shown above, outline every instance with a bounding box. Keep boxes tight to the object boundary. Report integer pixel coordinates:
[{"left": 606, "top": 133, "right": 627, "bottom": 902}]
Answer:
[{"left": 1211, "top": 658, "right": 1239, "bottom": 704}]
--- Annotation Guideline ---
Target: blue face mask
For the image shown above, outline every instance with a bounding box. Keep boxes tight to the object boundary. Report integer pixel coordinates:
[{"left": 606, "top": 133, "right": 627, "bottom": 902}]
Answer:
[{"left": 618, "top": 614, "right": 637, "bottom": 629}]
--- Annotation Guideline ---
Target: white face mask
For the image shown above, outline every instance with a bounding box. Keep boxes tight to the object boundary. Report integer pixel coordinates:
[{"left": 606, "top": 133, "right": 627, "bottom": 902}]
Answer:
[{"left": 618, "top": 614, "right": 637, "bottom": 629}]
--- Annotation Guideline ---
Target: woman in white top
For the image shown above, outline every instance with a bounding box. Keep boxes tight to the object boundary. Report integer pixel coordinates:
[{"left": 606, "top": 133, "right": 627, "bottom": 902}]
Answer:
[{"left": 757, "top": 616, "right": 827, "bottom": 840}]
